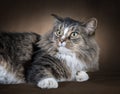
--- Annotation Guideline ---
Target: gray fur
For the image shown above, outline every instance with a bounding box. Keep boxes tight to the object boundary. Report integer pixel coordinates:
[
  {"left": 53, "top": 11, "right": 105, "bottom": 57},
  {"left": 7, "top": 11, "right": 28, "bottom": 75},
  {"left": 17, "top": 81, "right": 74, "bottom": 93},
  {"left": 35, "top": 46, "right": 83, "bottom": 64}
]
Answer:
[{"left": 0, "top": 31, "right": 40, "bottom": 84}]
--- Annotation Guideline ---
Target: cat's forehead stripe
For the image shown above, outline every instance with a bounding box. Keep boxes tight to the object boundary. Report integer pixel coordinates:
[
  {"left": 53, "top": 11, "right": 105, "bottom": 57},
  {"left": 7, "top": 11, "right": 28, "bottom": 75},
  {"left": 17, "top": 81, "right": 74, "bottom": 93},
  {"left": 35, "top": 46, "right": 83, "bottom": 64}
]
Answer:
[
  {"left": 61, "top": 27, "right": 69, "bottom": 39},
  {"left": 64, "top": 27, "right": 69, "bottom": 35}
]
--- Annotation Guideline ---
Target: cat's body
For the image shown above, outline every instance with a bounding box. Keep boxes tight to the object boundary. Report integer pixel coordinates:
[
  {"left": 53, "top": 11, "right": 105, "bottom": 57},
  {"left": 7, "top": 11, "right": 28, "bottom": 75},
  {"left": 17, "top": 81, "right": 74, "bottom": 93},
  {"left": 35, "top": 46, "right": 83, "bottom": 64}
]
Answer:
[
  {"left": 0, "top": 32, "right": 40, "bottom": 84},
  {"left": 0, "top": 14, "right": 100, "bottom": 89}
]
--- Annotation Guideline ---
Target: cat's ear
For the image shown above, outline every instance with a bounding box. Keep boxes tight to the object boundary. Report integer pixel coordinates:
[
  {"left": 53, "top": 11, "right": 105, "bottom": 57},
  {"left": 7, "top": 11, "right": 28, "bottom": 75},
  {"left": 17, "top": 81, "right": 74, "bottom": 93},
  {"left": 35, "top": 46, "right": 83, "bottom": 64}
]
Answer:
[
  {"left": 51, "top": 14, "right": 63, "bottom": 23},
  {"left": 84, "top": 18, "right": 97, "bottom": 36}
]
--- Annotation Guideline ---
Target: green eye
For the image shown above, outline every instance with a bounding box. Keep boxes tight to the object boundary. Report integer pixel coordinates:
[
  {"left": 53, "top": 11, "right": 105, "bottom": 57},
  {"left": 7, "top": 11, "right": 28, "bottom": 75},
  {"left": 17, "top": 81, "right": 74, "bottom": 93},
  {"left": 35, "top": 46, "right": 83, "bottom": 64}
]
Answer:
[
  {"left": 55, "top": 29, "right": 62, "bottom": 36},
  {"left": 71, "top": 32, "right": 79, "bottom": 38}
]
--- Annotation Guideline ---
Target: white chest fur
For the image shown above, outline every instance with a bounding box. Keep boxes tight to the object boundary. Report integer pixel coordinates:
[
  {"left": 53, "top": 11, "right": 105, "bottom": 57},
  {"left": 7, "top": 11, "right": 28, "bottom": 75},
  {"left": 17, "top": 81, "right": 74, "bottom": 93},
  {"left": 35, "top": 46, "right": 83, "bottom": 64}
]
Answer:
[{"left": 55, "top": 47, "right": 87, "bottom": 79}]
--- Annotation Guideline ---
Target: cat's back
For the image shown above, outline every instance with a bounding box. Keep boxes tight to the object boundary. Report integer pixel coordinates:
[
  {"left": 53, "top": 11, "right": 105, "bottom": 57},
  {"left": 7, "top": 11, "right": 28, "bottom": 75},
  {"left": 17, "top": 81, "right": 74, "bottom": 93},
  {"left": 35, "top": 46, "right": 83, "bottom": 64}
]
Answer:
[
  {"left": 0, "top": 31, "right": 40, "bottom": 44},
  {"left": 0, "top": 31, "right": 41, "bottom": 61},
  {"left": 0, "top": 31, "right": 41, "bottom": 84}
]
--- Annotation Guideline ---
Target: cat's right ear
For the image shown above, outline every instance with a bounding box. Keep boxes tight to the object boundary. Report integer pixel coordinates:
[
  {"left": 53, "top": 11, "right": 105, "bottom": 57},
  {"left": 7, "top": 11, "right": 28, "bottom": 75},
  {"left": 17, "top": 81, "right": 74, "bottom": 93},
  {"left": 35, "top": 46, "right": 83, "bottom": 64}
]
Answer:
[
  {"left": 83, "top": 18, "right": 97, "bottom": 36},
  {"left": 51, "top": 14, "right": 63, "bottom": 23}
]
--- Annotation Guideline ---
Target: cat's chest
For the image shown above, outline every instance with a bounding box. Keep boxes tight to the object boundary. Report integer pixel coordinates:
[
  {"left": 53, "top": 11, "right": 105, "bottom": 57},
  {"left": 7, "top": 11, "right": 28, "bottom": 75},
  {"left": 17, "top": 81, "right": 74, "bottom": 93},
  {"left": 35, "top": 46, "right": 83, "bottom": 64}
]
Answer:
[{"left": 55, "top": 47, "right": 86, "bottom": 79}]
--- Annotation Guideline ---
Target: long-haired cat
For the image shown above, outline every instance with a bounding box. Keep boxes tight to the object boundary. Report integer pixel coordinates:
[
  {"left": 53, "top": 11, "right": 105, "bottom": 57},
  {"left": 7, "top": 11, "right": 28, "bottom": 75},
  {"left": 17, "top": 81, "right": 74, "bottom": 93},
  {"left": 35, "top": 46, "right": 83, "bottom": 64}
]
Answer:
[{"left": 0, "top": 14, "right": 99, "bottom": 89}]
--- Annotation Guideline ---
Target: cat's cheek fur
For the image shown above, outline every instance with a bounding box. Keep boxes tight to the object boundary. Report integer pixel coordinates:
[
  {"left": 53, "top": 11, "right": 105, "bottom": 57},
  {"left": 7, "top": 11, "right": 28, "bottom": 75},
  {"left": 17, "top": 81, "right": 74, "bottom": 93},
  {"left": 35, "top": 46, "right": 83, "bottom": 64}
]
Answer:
[
  {"left": 37, "top": 78, "right": 58, "bottom": 89},
  {"left": 76, "top": 71, "right": 89, "bottom": 82}
]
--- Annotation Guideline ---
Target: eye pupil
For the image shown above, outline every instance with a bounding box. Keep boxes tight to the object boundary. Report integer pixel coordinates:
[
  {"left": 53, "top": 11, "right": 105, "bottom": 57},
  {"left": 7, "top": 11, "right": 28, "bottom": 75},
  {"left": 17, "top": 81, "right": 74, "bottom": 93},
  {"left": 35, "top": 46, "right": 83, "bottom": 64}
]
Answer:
[
  {"left": 73, "top": 32, "right": 77, "bottom": 36},
  {"left": 55, "top": 29, "right": 62, "bottom": 36},
  {"left": 58, "top": 31, "right": 61, "bottom": 34},
  {"left": 71, "top": 32, "right": 78, "bottom": 38},
  {"left": 73, "top": 33, "right": 76, "bottom": 36}
]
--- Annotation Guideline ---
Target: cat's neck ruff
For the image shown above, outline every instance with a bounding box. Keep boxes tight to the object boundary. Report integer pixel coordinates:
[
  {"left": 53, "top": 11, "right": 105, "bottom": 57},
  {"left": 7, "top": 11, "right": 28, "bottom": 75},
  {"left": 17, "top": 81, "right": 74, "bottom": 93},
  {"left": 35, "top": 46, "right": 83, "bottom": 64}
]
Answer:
[
  {"left": 55, "top": 47, "right": 87, "bottom": 79},
  {"left": 57, "top": 47, "right": 73, "bottom": 56}
]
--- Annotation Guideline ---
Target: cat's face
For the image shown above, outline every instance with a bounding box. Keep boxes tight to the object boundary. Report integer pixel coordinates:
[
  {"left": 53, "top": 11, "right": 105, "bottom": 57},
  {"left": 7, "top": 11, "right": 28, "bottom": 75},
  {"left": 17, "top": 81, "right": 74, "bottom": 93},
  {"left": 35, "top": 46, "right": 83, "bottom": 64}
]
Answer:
[
  {"left": 52, "top": 23, "right": 83, "bottom": 51},
  {"left": 50, "top": 14, "right": 97, "bottom": 54}
]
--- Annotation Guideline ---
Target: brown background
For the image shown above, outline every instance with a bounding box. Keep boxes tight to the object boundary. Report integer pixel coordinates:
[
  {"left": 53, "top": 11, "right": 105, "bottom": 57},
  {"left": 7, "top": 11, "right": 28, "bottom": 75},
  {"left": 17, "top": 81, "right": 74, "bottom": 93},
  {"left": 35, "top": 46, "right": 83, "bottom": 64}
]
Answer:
[{"left": 0, "top": 0, "right": 120, "bottom": 72}]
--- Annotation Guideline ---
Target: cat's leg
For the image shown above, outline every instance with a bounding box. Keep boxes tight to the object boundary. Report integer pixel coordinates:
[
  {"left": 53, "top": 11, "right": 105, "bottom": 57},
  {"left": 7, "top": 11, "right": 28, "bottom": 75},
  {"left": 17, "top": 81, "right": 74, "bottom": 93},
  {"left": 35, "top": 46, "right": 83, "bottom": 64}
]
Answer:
[
  {"left": 27, "top": 53, "right": 71, "bottom": 89},
  {"left": 26, "top": 64, "right": 59, "bottom": 89},
  {"left": 75, "top": 71, "right": 89, "bottom": 82},
  {"left": 32, "top": 72, "right": 58, "bottom": 89}
]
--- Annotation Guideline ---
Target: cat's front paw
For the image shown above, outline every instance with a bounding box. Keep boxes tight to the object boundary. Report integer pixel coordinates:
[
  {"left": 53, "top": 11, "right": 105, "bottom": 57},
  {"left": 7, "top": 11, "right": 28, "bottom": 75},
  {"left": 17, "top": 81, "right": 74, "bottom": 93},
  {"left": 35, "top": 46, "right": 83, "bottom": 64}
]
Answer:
[
  {"left": 76, "top": 71, "right": 89, "bottom": 82},
  {"left": 37, "top": 78, "right": 58, "bottom": 89}
]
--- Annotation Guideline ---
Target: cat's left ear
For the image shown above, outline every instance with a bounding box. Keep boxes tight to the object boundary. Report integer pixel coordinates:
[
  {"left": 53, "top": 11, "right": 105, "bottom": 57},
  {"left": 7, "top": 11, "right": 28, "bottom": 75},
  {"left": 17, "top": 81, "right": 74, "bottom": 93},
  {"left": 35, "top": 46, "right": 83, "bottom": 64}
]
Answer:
[
  {"left": 51, "top": 14, "right": 63, "bottom": 23},
  {"left": 84, "top": 18, "right": 97, "bottom": 36}
]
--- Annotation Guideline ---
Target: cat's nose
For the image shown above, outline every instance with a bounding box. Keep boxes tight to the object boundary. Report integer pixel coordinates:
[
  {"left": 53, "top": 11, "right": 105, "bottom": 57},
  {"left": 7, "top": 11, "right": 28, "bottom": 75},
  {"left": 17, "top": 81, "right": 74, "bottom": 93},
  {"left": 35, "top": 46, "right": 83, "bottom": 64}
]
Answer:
[
  {"left": 61, "top": 39, "right": 64, "bottom": 43},
  {"left": 60, "top": 38, "right": 66, "bottom": 43}
]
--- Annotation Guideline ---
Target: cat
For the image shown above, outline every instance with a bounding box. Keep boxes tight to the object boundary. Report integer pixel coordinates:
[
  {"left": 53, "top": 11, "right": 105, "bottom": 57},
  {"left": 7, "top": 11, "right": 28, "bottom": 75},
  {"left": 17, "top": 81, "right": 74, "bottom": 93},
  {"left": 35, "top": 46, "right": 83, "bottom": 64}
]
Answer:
[{"left": 0, "top": 14, "right": 100, "bottom": 89}]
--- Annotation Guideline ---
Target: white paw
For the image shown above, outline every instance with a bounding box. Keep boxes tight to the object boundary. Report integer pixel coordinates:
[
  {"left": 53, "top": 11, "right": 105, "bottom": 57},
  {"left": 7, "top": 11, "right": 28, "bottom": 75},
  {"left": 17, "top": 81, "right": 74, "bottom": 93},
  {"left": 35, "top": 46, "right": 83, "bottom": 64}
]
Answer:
[
  {"left": 76, "top": 71, "right": 89, "bottom": 82},
  {"left": 37, "top": 78, "right": 58, "bottom": 89}
]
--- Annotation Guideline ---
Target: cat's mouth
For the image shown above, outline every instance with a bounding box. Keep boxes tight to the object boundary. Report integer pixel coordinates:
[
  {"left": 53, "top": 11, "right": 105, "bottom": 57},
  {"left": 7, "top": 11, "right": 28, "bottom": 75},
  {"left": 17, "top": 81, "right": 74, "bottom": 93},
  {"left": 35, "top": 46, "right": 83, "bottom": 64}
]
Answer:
[
  {"left": 57, "top": 41, "right": 71, "bottom": 52},
  {"left": 58, "top": 42, "right": 66, "bottom": 47}
]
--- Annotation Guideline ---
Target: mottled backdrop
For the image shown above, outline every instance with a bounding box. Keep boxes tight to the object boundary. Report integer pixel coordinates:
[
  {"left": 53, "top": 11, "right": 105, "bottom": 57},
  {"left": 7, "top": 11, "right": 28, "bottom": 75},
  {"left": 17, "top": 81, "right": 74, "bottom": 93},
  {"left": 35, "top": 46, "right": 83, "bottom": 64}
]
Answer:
[{"left": 0, "top": 0, "right": 120, "bottom": 72}]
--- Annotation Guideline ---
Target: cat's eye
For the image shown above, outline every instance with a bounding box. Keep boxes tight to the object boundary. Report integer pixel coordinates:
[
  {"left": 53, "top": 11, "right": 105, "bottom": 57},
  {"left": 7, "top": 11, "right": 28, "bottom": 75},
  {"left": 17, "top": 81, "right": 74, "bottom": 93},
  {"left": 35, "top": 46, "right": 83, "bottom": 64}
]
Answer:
[
  {"left": 70, "top": 32, "right": 79, "bottom": 39},
  {"left": 55, "top": 29, "right": 63, "bottom": 36}
]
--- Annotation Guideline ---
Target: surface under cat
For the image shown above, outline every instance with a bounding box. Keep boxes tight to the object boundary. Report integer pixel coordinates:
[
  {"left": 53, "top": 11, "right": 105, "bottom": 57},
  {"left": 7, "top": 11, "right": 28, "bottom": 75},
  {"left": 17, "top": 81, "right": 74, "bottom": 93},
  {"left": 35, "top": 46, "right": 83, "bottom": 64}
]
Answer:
[{"left": 0, "top": 14, "right": 99, "bottom": 89}]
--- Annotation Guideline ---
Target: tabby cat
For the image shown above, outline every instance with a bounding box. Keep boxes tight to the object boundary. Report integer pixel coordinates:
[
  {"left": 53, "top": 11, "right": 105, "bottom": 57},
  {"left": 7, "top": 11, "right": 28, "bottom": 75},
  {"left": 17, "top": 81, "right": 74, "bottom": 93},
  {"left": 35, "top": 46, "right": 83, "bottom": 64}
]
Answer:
[{"left": 0, "top": 14, "right": 99, "bottom": 89}]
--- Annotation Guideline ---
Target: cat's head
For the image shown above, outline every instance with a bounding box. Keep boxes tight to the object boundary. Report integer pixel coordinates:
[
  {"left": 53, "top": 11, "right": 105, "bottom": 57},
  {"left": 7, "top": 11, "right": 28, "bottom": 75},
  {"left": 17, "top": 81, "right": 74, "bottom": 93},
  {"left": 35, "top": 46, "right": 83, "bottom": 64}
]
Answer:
[
  {"left": 48, "top": 14, "right": 98, "bottom": 53},
  {"left": 38, "top": 14, "right": 99, "bottom": 71}
]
